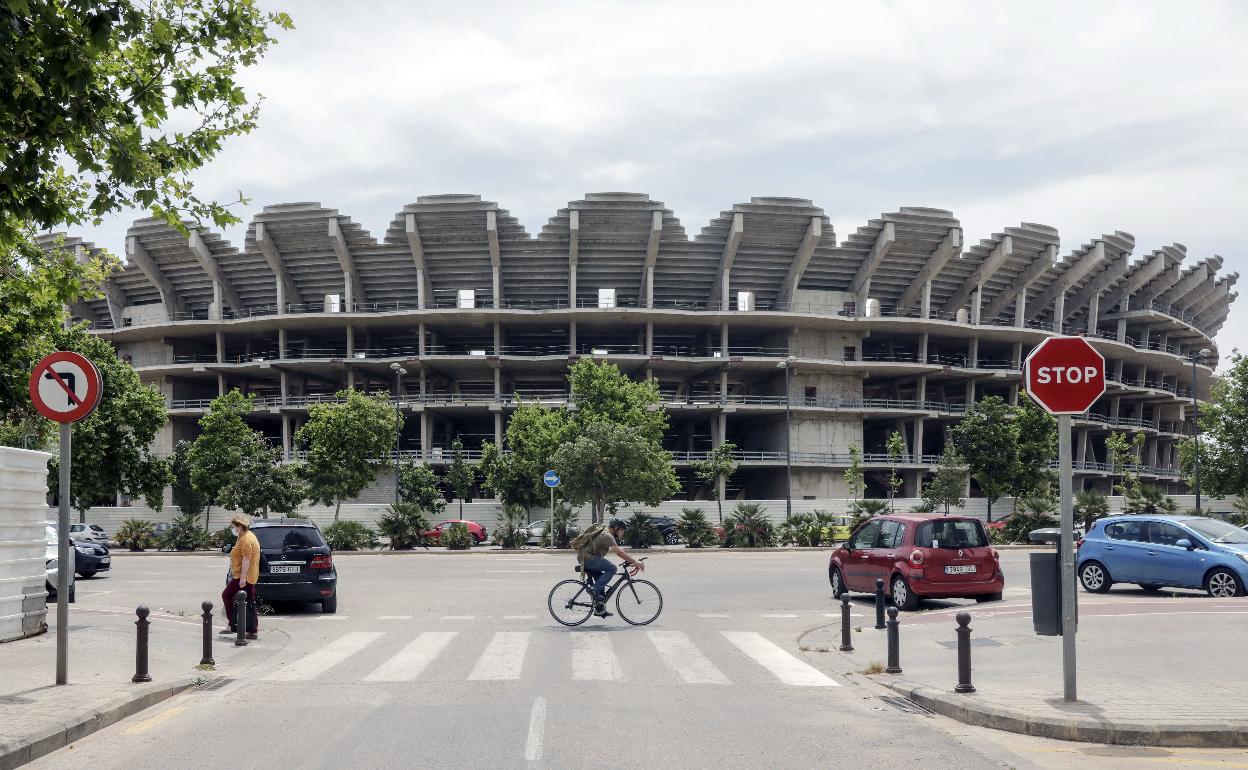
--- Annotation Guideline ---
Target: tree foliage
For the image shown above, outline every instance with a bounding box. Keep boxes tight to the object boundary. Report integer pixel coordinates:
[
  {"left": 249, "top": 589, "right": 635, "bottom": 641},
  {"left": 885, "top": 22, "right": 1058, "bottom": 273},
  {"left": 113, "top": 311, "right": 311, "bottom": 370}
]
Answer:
[
  {"left": 480, "top": 401, "right": 567, "bottom": 509},
  {"left": 376, "top": 502, "right": 430, "bottom": 550},
  {"left": 170, "top": 439, "right": 206, "bottom": 517},
  {"left": 1074, "top": 489, "right": 1109, "bottom": 532},
  {"left": 924, "top": 444, "right": 966, "bottom": 516},
  {"left": 398, "top": 462, "right": 447, "bottom": 517},
  {"left": 1123, "top": 484, "right": 1177, "bottom": 515},
  {"left": 1180, "top": 352, "right": 1248, "bottom": 499},
  {"left": 885, "top": 430, "right": 906, "bottom": 510},
  {"left": 445, "top": 438, "right": 476, "bottom": 520},
  {"left": 951, "top": 395, "right": 1017, "bottom": 520},
  {"left": 1106, "top": 430, "right": 1146, "bottom": 497},
  {"left": 844, "top": 444, "right": 865, "bottom": 500},
  {"left": 219, "top": 444, "right": 304, "bottom": 518},
  {"left": 692, "top": 441, "right": 737, "bottom": 522},
  {"left": 187, "top": 389, "right": 261, "bottom": 528},
  {"left": 675, "top": 507, "right": 716, "bottom": 548},
  {"left": 296, "top": 389, "right": 398, "bottom": 521},
  {"left": 1011, "top": 393, "right": 1057, "bottom": 500},
  {"left": 45, "top": 327, "right": 169, "bottom": 516},
  {"left": 0, "top": 0, "right": 293, "bottom": 250},
  {"left": 552, "top": 421, "right": 678, "bottom": 523}
]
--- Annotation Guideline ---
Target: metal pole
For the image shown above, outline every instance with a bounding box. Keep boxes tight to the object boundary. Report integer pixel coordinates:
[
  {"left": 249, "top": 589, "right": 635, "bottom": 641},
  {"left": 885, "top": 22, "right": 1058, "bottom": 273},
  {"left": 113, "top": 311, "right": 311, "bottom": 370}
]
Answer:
[
  {"left": 954, "top": 611, "right": 975, "bottom": 693},
  {"left": 132, "top": 606, "right": 151, "bottom": 683},
  {"left": 784, "top": 362, "right": 792, "bottom": 519},
  {"left": 549, "top": 485, "right": 555, "bottom": 549},
  {"left": 1058, "top": 413, "right": 1077, "bottom": 702},
  {"left": 885, "top": 606, "right": 902, "bottom": 674},
  {"left": 200, "top": 601, "right": 215, "bottom": 666},
  {"left": 874, "top": 578, "right": 886, "bottom": 630},
  {"left": 394, "top": 370, "right": 402, "bottom": 505},
  {"left": 1191, "top": 356, "right": 1201, "bottom": 513},
  {"left": 56, "top": 422, "right": 70, "bottom": 685},
  {"left": 838, "top": 594, "right": 853, "bottom": 652}
]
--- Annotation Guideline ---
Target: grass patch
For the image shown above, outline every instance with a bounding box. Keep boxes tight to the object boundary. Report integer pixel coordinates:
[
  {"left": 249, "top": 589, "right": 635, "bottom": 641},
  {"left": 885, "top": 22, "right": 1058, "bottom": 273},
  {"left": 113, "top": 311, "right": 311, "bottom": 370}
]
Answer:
[{"left": 862, "top": 661, "right": 885, "bottom": 675}]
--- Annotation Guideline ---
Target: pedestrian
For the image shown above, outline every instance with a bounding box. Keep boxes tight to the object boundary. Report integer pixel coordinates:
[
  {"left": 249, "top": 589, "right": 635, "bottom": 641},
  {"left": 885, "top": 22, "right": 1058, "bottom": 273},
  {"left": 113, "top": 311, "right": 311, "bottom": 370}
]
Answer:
[{"left": 220, "top": 514, "right": 260, "bottom": 640}]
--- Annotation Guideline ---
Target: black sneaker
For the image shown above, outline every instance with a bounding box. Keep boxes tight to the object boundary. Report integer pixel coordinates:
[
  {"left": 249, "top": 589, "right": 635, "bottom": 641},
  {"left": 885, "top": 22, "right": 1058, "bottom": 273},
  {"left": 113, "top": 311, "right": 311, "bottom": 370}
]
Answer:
[
  {"left": 218, "top": 628, "right": 237, "bottom": 636},
  {"left": 245, "top": 632, "right": 258, "bottom": 640},
  {"left": 593, "top": 602, "right": 613, "bottom": 618}
]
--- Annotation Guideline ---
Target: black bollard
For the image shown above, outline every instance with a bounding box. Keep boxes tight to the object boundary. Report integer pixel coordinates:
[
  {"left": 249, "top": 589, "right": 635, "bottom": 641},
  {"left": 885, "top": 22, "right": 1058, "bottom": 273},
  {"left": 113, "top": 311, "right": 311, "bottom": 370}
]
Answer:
[
  {"left": 133, "top": 606, "right": 152, "bottom": 683},
  {"left": 838, "top": 594, "right": 853, "bottom": 652},
  {"left": 874, "top": 579, "right": 886, "bottom": 630},
  {"left": 954, "top": 611, "right": 975, "bottom": 693},
  {"left": 885, "top": 606, "right": 902, "bottom": 674},
  {"left": 200, "top": 601, "right": 215, "bottom": 666},
  {"left": 234, "top": 590, "right": 248, "bottom": 647}
]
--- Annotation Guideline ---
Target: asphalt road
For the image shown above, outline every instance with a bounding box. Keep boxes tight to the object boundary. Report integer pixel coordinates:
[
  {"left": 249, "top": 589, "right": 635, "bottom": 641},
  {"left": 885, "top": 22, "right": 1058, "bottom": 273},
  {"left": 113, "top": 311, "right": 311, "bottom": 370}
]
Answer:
[{"left": 31, "top": 548, "right": 1248, "bottom": 770}]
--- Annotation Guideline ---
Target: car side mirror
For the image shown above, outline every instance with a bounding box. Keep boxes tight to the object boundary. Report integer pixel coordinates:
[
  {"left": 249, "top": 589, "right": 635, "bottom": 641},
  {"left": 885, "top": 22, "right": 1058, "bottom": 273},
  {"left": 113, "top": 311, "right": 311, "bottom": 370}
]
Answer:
[{"left": 1176, "top": 539, "right": 1193, "bottom": 551}]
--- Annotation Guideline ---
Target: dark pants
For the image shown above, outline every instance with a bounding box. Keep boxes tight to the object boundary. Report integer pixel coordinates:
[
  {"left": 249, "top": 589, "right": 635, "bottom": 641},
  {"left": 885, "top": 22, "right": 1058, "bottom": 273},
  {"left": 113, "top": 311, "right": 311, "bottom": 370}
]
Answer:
[
  {"left": 222, "top": 579, "right": 257, "bottom": 633},
  {"left": 583, "top": 557, "right": 616, "bottom": 598}
]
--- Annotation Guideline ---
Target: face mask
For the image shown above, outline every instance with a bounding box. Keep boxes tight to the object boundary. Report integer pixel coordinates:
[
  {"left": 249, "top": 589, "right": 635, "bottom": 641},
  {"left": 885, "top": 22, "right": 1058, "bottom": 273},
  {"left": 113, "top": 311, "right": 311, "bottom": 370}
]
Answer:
[{"left": 231, "top": 527, "right": 240, "bottom": 537}]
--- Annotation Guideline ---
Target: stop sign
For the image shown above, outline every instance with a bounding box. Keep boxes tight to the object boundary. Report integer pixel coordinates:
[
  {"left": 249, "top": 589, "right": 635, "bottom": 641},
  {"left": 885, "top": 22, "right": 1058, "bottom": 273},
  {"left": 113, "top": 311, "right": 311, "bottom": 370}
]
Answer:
[{"left": 1023, "top": 336, "right": 1106, "bottom": 415}]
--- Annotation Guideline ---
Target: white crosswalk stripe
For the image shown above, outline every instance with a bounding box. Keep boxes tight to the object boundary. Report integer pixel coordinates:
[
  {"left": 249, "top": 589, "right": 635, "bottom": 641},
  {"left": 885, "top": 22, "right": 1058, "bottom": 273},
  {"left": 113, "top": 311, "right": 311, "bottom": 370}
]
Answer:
[
  {"left": 571, "top": 631, "right": 623, "bottom": 681},
  {"left": 468, "top": 631, "right": 531, "bottom": 680},
  {"left": 364, "top": 632, "right": 457, "bottom": 682},
  {"left": 646, "top": 630, "right": 730, "bottom": 684},
  {"left": 722, "top": 631, "right": 840, "bottom": 687},
  {"left": 265, "top": 631, "right": 384, "bottom": 681}
]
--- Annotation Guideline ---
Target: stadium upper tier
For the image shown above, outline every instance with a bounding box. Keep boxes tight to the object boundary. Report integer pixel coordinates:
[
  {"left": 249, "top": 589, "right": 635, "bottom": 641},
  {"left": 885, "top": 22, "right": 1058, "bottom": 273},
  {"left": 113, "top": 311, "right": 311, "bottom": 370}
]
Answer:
[{"left": 46, "top": 193, "right": 1235, "bottom": 351}]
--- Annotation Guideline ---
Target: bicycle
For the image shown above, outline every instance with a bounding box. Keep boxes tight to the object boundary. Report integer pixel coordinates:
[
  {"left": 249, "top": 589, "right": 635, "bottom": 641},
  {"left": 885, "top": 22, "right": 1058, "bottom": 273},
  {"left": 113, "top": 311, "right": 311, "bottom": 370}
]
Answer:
[{"left": 547, "top": 557, "right": 663, "bottom": 626}]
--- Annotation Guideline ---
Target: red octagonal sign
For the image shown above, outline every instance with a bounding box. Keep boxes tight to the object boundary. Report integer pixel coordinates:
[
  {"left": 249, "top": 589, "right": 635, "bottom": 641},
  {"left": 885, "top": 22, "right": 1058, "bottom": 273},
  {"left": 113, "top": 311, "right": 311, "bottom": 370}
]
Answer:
[{"left": 1023, "top": 337, "right": 1106, "bottom": 415}]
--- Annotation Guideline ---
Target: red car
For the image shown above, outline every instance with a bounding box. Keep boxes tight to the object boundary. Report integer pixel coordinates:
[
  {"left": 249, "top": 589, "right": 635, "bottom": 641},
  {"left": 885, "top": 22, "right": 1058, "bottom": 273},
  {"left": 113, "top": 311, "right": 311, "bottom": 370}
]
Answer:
[
  {"left": 422, "top": 519, "right": 487, "bottom": 544},
  {"left": 828, "top": 514, "right": 1003, "bottom": 610}
]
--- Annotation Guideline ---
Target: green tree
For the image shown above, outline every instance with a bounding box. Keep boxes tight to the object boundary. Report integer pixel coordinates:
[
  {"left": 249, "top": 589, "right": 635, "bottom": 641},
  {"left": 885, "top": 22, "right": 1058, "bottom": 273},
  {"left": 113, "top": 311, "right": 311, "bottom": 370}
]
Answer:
[
  {"left": 376, "top": 503, "right": 430, "bottom": 550},
  {"left": 567, "top": 357, "right": 666, "bottom": 443},
  {"left": 886, "top": 430, "right": 907, "bottom": 511},
  {"left": 1074, "top": 489, "right": 1109, "bottom": 532},
  {"left": 951, "top": 395, "right": 1017, "bottom": 521},
  {"left": 0, "top": 0, "right": 293, "bottom": 250},
  {"left": 924, "top": 444, "right": 966, "bottom": 516},
  {"left": 445, "top": 438, "right": 476, "bottom": 520},
  {"left": 1180, "top": 352, "right": 1248, "bottom": 499},
  {"left": 219, "top": 443, "right": 305, "bottom": 518},
  {"left": 398, "top": 462, "right": 447, "bottom": 518},
  {"left": 844, "top": 444, "right": 864, "bottom": 500},
  {"left": 692, "top": 442, "right": 738, "bottom": 523},
  {"left": 188, "top": 389, "right": 262, "bottom": 529},
  {"left": 1011, "top": 393, "right": 1057, "bottom": 502},
  {"left": 552, "top": 421, "right": 678, "bottom": 523},
  {"left": 297, "top": 390, "right": 398, "bottom": 521},
  {"left": 170, "top": 440, "right": 206, "bottom": 518},
  {"left": 480, "top": 401, "right": 568, "bottom": 509},
  {"left": 675, "top": 507, "right": 716, "bottom": 547},
  {"left": 1106, "top": 430, "right": 1146, "bottom": 497},
  {"left": 1123, "top": 484, "right": 1178, "bottom": 515},
  {"left": 45, "top": 327, "right": 169, "bottom": 518}
]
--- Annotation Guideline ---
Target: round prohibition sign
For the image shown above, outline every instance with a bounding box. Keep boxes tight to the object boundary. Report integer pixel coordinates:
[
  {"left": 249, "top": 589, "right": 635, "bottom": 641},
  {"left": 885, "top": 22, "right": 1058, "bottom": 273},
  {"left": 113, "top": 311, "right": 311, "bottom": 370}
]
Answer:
[{"left": 28, "top": 351, "right": 103, "bottom": 423}]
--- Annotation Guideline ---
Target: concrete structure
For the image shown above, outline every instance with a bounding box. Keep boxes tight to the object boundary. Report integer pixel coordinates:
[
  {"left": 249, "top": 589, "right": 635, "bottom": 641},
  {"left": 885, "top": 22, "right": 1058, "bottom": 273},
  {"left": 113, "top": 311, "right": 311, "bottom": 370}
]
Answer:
[
  {"left": 0, "top": 447, "right": 53, "bottom": 641},
  {"left": 44, "top": 194, "right": 1237, "bottom": 504}
]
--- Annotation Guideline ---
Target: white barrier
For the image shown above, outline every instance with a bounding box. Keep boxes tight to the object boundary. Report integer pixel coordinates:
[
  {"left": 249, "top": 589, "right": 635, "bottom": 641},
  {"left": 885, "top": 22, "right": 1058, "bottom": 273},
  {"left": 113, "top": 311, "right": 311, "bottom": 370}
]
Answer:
[{"left": 0, "top": 447, "right": 52, "bottom": 641}]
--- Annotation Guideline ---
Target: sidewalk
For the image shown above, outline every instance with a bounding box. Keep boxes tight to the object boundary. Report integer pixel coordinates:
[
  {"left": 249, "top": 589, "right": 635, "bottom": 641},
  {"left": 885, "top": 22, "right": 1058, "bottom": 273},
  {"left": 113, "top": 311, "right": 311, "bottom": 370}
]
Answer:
[
  {"left": 0, "top": 603, "right": 287, "bottom": 769},
  {"left": 802, "top": 597, "right": 1248, "bottom": 748}
]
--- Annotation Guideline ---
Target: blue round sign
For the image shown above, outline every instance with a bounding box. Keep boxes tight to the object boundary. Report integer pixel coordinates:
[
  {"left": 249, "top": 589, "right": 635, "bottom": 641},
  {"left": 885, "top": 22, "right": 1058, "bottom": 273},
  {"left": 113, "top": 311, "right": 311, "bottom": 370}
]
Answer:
[{"left": 543, "top": 470, "right": 561, "bottom": 488}]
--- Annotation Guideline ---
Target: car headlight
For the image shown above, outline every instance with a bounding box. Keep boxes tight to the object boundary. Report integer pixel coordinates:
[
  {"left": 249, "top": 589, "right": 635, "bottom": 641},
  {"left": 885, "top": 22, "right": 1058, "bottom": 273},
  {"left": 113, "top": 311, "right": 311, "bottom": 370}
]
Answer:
[
  {"left": 47, "top": 559, "right": 58, "bottom": 570},
  {"left": 75, "top": 545, "right": 94, "bottom": 554},
  {"left": 1237, "top": 553, "right": 1248, "bottom": 566}
]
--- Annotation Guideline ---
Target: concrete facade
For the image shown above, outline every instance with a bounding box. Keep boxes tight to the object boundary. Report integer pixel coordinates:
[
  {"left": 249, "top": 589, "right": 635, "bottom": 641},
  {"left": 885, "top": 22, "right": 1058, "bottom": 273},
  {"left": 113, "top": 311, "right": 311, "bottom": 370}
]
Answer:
[{"left": 44, "top": 195, "right": 1237, "bottom": 505}]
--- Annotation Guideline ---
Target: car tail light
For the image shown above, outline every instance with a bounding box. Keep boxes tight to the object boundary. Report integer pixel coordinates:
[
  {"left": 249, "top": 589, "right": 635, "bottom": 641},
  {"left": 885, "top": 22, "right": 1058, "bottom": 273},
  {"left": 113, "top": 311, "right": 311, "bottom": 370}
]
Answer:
[
  {"left": 309, "top": 554, "right": 333, "bottom": 570},
  {"left": 908, "top": 549, "right": 924, "bottom": 566},
  {"left": 990, "top": 548, "right": 1000, "bottom": 561},
  {"left": 1076, "top": 537, "right": 1085, "bottom": 550}
]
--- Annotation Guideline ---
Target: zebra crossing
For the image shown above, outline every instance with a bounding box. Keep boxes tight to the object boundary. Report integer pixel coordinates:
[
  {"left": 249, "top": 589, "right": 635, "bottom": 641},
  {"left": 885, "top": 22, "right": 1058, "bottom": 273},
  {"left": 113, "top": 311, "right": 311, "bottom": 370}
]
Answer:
[{"left": 261, "top": 628, "right": 840, "bottom": 688}]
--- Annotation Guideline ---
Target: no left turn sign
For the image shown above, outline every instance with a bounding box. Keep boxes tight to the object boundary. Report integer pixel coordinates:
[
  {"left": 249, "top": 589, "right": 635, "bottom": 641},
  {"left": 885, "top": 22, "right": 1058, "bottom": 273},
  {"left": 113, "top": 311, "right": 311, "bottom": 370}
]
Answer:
[{"left": 28, "top": 351, "right": 103, "bottom": 423}]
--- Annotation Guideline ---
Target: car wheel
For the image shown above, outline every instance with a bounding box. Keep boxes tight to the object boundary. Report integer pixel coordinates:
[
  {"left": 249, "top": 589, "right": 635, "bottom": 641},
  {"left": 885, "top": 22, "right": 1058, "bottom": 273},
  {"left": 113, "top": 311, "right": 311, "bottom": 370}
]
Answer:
[
  {"left": 664, "top": 530, "right": 680, "bottom": 545},
  {"left": 321, "top": 592, "right": 337, "bottom": 614},
  {"left": 1205, "top": 568, "right": 1243, "bottom": 598},
  {"left": 1138, "top": 584, "right": 1163, "bottom": 592},
  {"left": 77, "top": 571, "right": 96, "bottom": 579},
  {"left": 891, "top": 575, "right": 918, "bottom": 611},
  {"left": 829, "top": 566, "right": 845, "bottom": 599},
  {"left": 1079, "top": 561, "right": 1112, "bottom": 593},
  {"left": 975, "top": 592, "right": 1003, "bottom": 603}
]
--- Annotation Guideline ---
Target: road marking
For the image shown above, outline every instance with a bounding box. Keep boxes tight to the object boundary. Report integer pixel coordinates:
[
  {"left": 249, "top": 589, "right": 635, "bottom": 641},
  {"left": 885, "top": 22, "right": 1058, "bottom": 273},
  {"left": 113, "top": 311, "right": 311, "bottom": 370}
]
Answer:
[
  {"left": 317, "top": 615, "right": 350, "bottom": 620},
  {"left": 442, "top": 615, "right": 475, "bottom": 620},
  {"left": 378, "top": 615, "right": 413, "bottom": 620},
  {"left": 123, "top": 706, "right": 185, "bottom": 735},
  {"left": 697, "top": 613, "right": 729, "bottom": 618},
  {"left": 265, "top": 632, "right": 384, "bottom": 681},
  {"left": 524, "top": 696, "right": 546, "bottom": 761},
  {"left": 486, "top": 570, "right": 543, "bottom": 573},
  {"left": 722, "top": 631, "right": 840, "bottom": 687},
  {"left": 469, "top": 632, "right": 530, "bottom": 680},
  {"left": 647, "top": 630, "right": 729, "bottom": 684},
  {"left": 761, "top": 613, "right": 798, "bottom": 618},
  {"left": 571, "top": 631, "right": 622, "bottom": 681},
  {"left": 504, "top": 615, "right": 537, "bottom": 620},
  {"left": 364, "top": 632, "right": 457, "bottom": 682}
]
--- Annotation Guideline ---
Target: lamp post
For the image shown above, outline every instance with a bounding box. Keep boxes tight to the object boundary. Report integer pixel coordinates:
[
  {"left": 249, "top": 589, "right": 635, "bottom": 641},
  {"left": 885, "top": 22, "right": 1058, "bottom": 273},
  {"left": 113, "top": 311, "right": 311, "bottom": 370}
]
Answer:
[
  {"left": 390, "top": 362, "right": 407, "bottom": 505},
  {"left": 776, "top": 355, "right": 796, "bottom": 518},
  {"left": 1190, "top": 348, "right": 1212, "bottom": 513}
]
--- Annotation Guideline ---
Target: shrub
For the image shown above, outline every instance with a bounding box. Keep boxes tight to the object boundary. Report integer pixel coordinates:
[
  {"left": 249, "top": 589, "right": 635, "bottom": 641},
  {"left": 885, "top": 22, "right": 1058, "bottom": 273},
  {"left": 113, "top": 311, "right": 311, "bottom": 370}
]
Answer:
[
  {"left": 847, "top": 498, "right": 889, "bottom": 532},
  {"left": 1227, "top": 498, "right": 1248, "bottom": 527},
  {"left": 493, "top": 505, "right": 529, "bottom": 549},
  {"left": 376, "top": 503, "right": 431, "bottom": 550},
  {"left": 540, "top": 502, "right": 577, "bottom": 548},
  {"left": 675, "top": 507, "right": 715, "bottom": 548},
  {"left": 1000, "top": 510, "right": 1056, "bottom": 544},
  {"left": 441, "top": 522, "right": 474, "bottom": 550},
  {"left": 622, "top": 511, "right": 662, "bottom": 548},
  {"left": 323, "top": 521, "right": 380, "bottom": 551},
  {"left": 1074, "top": 489, "right": 1109, "bottom": 532},
  {"left": 1123, "top": 484, "right": 1177, "bottom": 515},
  {"left": 209, "top": 527, "right": 235, "bottom": 550},
  {"left": 724, "top": 502, "right": 774, "bottom": 547},
  {"left": 909, "top": 499, "right": 938, "bottom": 513},
  {"left": 162, "top": 512, "right": 211, "bottom": 551},
  {"left": 116, "top": 519, "right": 157, "bottom": 551},
  {"left": 777, "top": 513, "right": 824, "bottom": 547}
]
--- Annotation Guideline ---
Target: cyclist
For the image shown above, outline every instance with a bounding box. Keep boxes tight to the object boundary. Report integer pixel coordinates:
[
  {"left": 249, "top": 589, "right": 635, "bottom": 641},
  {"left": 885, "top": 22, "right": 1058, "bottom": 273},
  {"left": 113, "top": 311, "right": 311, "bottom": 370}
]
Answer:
[{"left": 575, "top": 517, "right": 645, "bottom": 618}]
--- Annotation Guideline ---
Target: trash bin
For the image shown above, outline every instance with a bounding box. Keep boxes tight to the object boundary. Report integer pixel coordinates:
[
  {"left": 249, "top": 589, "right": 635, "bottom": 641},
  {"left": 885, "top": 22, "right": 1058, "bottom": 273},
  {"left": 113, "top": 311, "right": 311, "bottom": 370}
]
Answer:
[{"left": 1028, "top": 527, "right": 1076, "bottom": 636}]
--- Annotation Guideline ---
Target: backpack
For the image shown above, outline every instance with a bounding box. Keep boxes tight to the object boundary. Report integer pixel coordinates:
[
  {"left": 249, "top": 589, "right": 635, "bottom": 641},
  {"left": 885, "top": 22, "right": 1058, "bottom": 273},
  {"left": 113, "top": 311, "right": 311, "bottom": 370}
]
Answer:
[{"left": 570, "top": 523, "right": 606, "bottom": 559}]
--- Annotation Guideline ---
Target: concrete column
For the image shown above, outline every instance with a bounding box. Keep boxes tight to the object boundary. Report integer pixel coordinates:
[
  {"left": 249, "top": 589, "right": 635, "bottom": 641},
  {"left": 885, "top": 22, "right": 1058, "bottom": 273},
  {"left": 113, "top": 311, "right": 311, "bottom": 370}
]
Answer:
[
  {"left": 916, "top": 376, "right": 927, "bottom": 403},
  {"left": 346, "top": 326, "right": 354, "bottom": 357},
  {"left": 347, "top": 369, "right": 355, "bottom": 390},
  {"left": 645, "top": 322, "right": 653, "bottom": 356},
  {"left": 1054, "top": 292, "right": 1066, "bottom": 331},
  {"left": 918, "top": 333, "right": 929, "bottom": 363},
  {"left": 215, "top": 332, "right": 225, "bottom": 364},
  {"left": 1110, "top": 396, "right": 1121, "bottom": 419},
  {"left": 492, "top": 265, "right": 501, "bottom": 310},
  {"left": 921, "top": 280, "right": 932, "bottom": 319},
  {"left": 416, "top": 268, "right": 426, "bottom": 309},
  {"left": 1008, "top": 383, "right": 1019, "bottom": 405},
  {"left": 719, "top": 370, "right": 728, "bottom": 402},
  {"left": 217, "top": 374, "right": 226, "bottom": 397},
  {"left": 1012, "top": 342, "right": 1023, "bottom": 369},
  {"left": 967, "top": 338, "right": 979, "bottom": 368},
  {"left": 281, "top": 415, "right": 291, "bottom": 460},
  {"left": 964, "top": 380, "right": 975, "bottom": 405},
  {"left": 1139, "top": 365, "right": 1148, "bottom": 387},
  {"left": 645, "top": 265, "right": 655, "bottom": 308},
  {"left": 1114, "top": 359, "right": 1125, "bottom": 383},
  {"left": 1116, "top": 319, "right": 1127, "bottom": 343},
  {"left": 912, "top": 418, "right": 925, "bottom": 462},
  {"left": 720, "top": 323, "right": 729, "bottom": 356},
  {"left": 1014, "top": 292, "right": 1027, "bottom": 328},
  {"left": 569, "top": 322, "right": 577, "bottom": 353},
  {"left": 1076, "top": 429, "right": 1088, "bottom": 463},
  {"left": 720, "top": 268, "right": 731, "bottom": 310},
  {"left": 419, "top": 370, "right": 427, "bottom": 398},
  {"left": 971, "top": 284, "right": 983, "bottom": 325},
  {"left": 493, "top": 322, "right": 501, "bottom": 355},
  {"left": 420, "top": 411, "right": 431, "bottom": 459},
  {"left": 683, "top": 421, "right": 694, "bottom": 453},
  {"left": 278, "top": 328, "right": 288, "bottom": 359},
  {"left": 494, "top": 412, "right": 503, "bottom": 446},
  {"left": 569, "top": 264, "right": 577, "bottom": 308},
  {"left": 280, "top": 370, "right": 289, "bottom": 403},
  {"left": 210, "top": 281, "right": 224, "bottom": 320},
  {"left": 418, "top": 323, "right": 426, "bottom": 356},
  {"left": 1087, "top": 294, "right": 1101, "bottom": 335},
  {"left": 275, "top": 275, "right": 286, "bottom": 313},
  {"left": 493, "top": 368, "right": 501, "bottom": 398}
]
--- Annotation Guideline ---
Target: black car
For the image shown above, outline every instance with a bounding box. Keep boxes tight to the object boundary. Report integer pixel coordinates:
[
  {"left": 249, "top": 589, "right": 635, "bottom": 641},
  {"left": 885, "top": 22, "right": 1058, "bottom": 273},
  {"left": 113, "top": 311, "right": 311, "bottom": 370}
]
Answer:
[
  {"left": 250, "top": 519, "right": 338, "bottom": 613},
  {"left": 72, "top": 538, "right": 111, "bottom": 578}
]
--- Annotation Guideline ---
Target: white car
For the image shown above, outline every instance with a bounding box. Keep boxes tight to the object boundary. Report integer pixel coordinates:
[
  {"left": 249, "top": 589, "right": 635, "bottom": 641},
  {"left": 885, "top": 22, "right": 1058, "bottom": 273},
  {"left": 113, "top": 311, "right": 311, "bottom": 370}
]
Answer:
[
  {"left": 69, "top": 523, "right": 109, "bottom": 544},
  {"left": 45, "top": 525, "right": 76, "bottom": 603}
]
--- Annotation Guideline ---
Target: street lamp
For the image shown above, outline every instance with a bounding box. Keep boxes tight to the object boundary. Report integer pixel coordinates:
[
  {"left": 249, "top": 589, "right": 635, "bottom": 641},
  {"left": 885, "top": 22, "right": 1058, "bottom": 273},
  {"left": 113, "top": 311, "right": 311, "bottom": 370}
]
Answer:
[
  {"left": 776, "top": 355, "right": 797, "bottom": 518},
  {"left": 390, "top": 362, "right": 407, "bottom": 505},
  {"left": 1189, "top": 348, "right": 1212, "bottom": 512}
]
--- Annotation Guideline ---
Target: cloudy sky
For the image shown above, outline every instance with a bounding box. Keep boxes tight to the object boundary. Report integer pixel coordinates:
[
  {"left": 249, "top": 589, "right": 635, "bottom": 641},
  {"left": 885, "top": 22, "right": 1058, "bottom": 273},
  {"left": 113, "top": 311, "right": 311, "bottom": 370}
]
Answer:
[{"left": 78, "top": 0, "right": 1248, "bottom": 361}]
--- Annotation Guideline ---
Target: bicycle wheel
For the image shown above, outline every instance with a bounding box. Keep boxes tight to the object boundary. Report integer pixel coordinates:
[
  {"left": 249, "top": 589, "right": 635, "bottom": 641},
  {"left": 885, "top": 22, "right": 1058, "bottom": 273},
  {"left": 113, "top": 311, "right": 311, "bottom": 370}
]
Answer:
[
  {"left": 548, "top": 579, "right": 594, "bottom": 627},
  {"left": 615, "top": 579, "right": 663, "bottom": 626}
]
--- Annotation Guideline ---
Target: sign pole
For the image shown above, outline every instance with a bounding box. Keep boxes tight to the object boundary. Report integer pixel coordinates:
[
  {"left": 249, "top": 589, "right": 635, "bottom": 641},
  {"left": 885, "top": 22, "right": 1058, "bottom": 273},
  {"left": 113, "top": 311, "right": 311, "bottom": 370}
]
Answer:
[
  {"left": 1058, "top": 413, "right": 1076, "bottom": 702},
  {"left": 549, "top": 486, "right": 555, "bottom": 549},
  {"left": 56, "top": 422, "right": 71, "bottom": 685}
]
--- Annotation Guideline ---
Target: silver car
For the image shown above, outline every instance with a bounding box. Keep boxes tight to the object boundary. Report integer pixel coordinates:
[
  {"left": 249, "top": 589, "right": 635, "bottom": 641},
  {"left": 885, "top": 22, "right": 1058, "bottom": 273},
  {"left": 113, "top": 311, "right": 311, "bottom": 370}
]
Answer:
[
  {"left": 521, "top": 520, "right": 580, "bottom": 546},
  {"left": 45, "top": 525, "right": 76, "bottom": 603}
]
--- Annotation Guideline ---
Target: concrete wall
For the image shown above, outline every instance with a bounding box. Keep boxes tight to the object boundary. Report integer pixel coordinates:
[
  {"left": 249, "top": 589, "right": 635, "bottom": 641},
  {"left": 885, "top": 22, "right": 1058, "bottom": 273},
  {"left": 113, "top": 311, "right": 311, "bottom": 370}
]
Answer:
[{"left": 0, "top": 448, "right": 53, "bottom": 641}]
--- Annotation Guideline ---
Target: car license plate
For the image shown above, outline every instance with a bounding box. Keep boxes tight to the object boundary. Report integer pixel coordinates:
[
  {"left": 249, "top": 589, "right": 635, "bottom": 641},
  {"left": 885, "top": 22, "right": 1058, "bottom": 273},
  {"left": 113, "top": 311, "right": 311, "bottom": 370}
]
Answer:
[
  {"left": 269, "top": 565, "right": 300, "bottom": 574},
  {"left": 944, "top": 565, "right": 976, "bottom": 575}
]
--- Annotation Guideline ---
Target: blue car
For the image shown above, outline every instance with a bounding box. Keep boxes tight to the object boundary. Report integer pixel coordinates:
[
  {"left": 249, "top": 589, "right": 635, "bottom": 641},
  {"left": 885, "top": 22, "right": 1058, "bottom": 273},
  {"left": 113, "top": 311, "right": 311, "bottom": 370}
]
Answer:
[{"left": 1077, "top": 515, "right": 1248, "bottom": 598}]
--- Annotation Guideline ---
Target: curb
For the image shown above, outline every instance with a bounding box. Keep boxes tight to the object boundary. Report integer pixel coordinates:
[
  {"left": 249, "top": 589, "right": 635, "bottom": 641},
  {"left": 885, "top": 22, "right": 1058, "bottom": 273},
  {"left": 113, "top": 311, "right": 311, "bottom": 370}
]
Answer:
[
  {"left": 0, "top": 678, "right": 196, "bottom": 770},
  {"left": 884, "top": 682, "right": 1248, "bottom": 748},
  {"left": 111, "top": 546, "right": 848, "bottom": 557}
]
